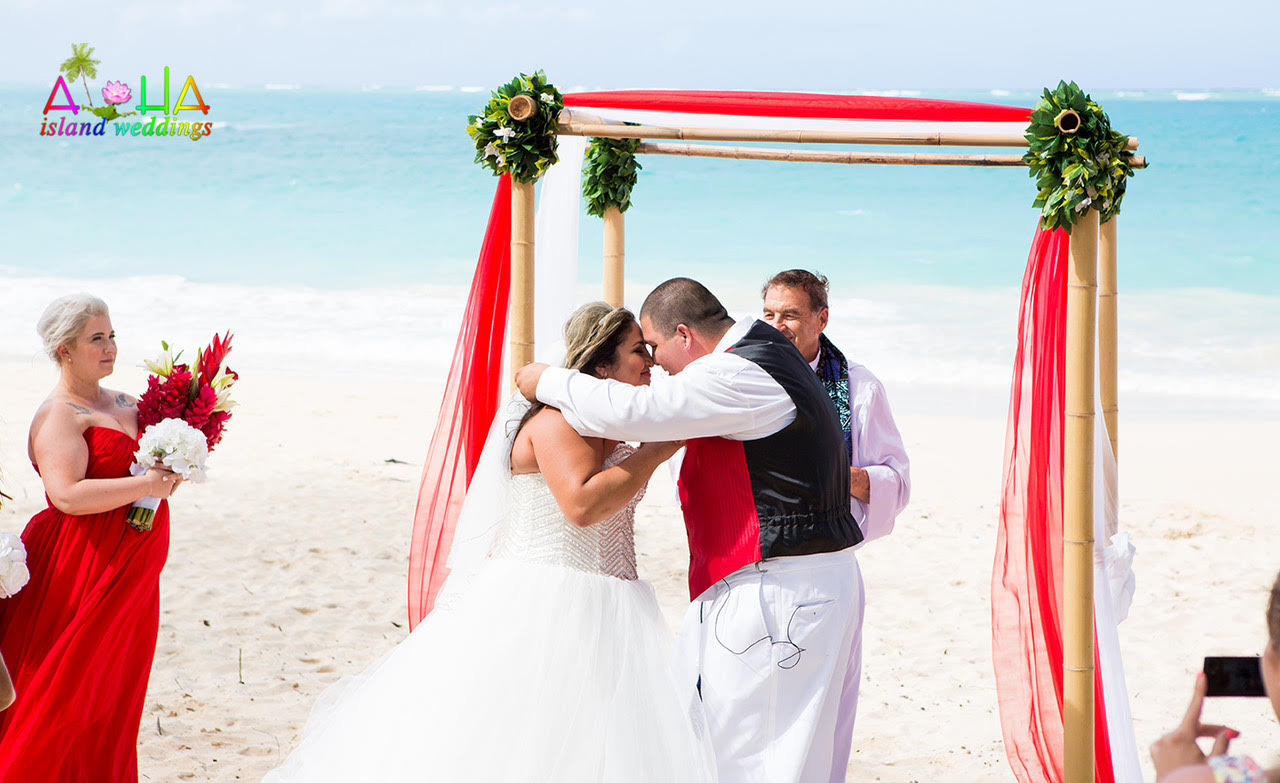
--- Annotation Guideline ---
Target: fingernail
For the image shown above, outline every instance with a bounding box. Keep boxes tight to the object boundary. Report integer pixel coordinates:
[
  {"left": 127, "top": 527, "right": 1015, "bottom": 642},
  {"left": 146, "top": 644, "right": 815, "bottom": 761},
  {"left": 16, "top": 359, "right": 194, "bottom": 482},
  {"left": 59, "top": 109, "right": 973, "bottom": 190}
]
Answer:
[
  {"left": 1196, "top": 672, "right": 1205, "bottom": 682},
  {"left": 1226, "top": 729, "right": 1240, "bottom": 739}
]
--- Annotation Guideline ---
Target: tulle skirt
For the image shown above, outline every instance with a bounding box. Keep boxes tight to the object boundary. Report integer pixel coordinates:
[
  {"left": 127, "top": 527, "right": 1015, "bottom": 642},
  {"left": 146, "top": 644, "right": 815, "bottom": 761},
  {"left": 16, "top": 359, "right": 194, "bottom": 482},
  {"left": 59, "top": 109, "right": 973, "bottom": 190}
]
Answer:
[{"left": 264, "top": 558, "right": 716, "bottom": 782}]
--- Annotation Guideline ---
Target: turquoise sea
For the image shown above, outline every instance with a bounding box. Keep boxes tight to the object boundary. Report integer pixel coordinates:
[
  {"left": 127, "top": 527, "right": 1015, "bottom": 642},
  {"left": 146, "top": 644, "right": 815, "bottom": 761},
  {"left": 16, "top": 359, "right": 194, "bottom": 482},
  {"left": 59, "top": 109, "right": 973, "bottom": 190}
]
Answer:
[
  {"left": 1, "top": 86, "right": 1277, "bottom": 416},
  {"left": 1, "top": 86, "right": 1276, "bottom": 291}
]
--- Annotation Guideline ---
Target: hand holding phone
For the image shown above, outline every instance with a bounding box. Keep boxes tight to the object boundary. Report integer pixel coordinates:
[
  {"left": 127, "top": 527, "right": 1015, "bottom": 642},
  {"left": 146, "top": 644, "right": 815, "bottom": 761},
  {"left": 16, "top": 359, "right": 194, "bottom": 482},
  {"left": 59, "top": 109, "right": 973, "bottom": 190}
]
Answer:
[{"left": 1150, "top": 673, "right": 1239, "bottom": 778}]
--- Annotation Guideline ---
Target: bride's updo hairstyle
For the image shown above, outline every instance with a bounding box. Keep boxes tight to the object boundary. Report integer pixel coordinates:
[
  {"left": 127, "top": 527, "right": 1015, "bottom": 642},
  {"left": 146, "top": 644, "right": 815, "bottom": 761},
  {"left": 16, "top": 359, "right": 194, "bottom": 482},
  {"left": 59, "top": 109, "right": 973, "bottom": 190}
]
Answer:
[
  {"left": 514, "top": 302, "right": 638, "bottom": 440},
  {"left": 561, "top": 301, "right": 638, "bottom": 378},
  {"left": 37, "top": 294, "right": 109, "bottom": 365}
]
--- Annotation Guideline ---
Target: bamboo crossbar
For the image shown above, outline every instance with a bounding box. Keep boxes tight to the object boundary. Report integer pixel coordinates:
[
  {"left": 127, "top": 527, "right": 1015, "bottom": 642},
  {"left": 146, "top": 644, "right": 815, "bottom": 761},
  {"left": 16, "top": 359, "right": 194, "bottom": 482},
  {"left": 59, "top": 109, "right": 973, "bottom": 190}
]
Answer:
[
  {"left": 559, "top": 116, "right": 1141, "bottom": 152},
  {"left": 633, "top": 142, "right": 1148, "bottom": 168}
]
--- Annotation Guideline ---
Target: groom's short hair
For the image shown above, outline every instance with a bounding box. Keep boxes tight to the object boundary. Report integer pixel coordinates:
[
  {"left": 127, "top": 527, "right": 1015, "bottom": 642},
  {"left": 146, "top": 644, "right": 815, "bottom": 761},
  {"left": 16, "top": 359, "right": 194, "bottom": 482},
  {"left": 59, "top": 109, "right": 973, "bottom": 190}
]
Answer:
[{"left": 640, "top": 277, "right": 733, "bottom": 336}]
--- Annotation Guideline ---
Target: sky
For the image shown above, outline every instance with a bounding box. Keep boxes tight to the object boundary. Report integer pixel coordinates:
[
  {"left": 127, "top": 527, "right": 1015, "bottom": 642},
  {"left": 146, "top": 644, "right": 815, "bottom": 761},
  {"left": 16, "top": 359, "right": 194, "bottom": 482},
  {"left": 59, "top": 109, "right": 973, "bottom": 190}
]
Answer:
[{"left": 1, "top": 0, "right": 1277, "bottom": 90}]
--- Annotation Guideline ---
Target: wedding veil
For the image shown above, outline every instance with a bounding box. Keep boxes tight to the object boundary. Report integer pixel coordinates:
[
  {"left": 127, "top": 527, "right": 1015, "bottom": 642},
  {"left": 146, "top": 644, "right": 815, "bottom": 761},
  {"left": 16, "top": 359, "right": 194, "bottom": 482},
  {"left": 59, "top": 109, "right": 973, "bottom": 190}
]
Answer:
[{"left": 429, "top": 393, "right": 530, "bottom": 612}]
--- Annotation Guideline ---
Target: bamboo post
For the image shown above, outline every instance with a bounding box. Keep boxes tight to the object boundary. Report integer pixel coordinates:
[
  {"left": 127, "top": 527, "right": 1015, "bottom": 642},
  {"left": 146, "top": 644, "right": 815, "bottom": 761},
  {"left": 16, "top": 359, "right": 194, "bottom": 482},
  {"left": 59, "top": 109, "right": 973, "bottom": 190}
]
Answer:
[
  {"left": 1064, "top": 208, "right": 1099, "bottom": 783},
  {"left": 603, "top": 206, "right": 625, "bottom": 307},
  {"left": 510, "top": 180, "right": 535, "bottom": 385},
  {"left": 1099, "top": 217, "right": 1119, "bottom": 459}
]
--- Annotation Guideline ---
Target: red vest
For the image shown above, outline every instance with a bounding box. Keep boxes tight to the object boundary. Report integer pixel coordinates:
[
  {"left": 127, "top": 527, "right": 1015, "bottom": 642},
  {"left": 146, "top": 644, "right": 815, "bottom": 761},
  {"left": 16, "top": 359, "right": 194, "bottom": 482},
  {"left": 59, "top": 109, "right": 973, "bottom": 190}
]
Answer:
[
  {"left": 677, "top": 437, "right": 761, "bottom": 599},
  {"left": 675, "top": 322, "right": 861, "bottom": 599}
]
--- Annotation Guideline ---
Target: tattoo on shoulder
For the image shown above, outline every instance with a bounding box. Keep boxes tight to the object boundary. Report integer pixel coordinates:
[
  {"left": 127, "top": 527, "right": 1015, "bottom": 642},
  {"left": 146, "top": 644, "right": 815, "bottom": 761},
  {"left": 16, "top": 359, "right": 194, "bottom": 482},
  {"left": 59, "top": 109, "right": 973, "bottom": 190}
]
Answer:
[
  {"left": 67, "top": 403, "right": 92, "bottom": 416},
  {"left": 115, "top": 393, "right": 135, "bottom": 409}
]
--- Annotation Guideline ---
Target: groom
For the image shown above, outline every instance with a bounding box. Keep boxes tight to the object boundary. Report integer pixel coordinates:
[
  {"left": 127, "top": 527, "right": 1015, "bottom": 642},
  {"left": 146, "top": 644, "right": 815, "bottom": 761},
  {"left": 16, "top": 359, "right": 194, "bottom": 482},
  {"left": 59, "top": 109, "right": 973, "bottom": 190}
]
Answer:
[{"left": 515, "top": 278, "right": 864, "bottom": 783}]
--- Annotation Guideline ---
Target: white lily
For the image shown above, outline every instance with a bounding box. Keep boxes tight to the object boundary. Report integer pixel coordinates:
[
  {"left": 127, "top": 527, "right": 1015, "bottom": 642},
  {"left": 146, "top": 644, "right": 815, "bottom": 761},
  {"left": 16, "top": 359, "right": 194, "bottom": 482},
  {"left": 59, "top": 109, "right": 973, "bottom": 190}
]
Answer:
[
  {"left": 143, "top": 341, "right": 181, "bottom": 377},
  {"left": 210, "top": 363, "right": 238, "bottom": 391},
  {"left": 494, "top": 126, "right": 516, "bottom": 142},
  {"left": 213, "top": 385, "right": 238, "bottom": 413}
]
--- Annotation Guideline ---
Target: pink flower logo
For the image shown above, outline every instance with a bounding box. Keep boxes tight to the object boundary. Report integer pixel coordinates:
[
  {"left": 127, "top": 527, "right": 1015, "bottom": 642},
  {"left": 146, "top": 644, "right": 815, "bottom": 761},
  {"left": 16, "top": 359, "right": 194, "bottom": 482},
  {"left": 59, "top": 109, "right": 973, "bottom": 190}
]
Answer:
[{"left": 102, "top": 80, "right": 131, "bottom": 105}]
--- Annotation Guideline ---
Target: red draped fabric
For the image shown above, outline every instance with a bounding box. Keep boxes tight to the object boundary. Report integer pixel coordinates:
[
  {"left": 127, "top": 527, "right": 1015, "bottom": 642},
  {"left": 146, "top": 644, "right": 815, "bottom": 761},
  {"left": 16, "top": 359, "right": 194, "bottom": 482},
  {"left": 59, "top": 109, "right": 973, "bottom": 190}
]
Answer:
[
  {"left": 564, "top": 90, "right": 1031, "bottom": 123},
  {"left": 408, "top": 174, "right": 511, "bottom": 628},
  {"left": 992, "top": 225, "right": 1116, "bottom": 783}
]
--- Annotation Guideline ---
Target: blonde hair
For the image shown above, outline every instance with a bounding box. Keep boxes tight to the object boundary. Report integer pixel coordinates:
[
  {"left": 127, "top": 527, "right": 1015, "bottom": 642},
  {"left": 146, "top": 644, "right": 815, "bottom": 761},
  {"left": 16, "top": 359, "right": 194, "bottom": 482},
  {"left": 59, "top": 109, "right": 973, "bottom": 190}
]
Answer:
[
  {"left": 514, "top": 302, "right": 638, "bottom": 440},
  {"left": 37, "top": 294, "right": 109, "bottom": 364},
  {"left": 562, "top": 301, "right": 637, "bottom": 375}
]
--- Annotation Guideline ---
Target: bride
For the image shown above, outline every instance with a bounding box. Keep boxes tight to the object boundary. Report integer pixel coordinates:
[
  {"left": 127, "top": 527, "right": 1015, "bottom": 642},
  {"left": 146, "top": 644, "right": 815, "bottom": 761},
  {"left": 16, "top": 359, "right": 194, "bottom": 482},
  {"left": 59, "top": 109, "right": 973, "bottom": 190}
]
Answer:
[{"left": 265, "top": 302, "right": 715, "bottom": 782}]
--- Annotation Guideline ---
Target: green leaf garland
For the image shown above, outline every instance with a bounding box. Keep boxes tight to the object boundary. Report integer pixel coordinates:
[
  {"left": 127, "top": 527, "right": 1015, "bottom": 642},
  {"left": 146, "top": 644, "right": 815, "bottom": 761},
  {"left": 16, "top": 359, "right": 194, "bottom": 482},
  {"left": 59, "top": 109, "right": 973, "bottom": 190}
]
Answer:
[
  {"left": 582, "top": 134, "right": 642, "bottom": 218},
  {"left": 466, "top": 71, "right": 564, "bottom": 184},
  {"left": 1023, "top": 81, "right": 1137, "bottom": 232}
]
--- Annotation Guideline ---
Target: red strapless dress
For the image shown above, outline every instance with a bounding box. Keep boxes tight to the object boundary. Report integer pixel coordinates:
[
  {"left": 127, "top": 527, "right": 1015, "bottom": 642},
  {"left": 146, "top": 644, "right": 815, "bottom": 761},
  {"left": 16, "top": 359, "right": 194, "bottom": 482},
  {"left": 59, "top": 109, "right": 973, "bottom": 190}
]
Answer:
[{"left": 0, "top": 426, "right": 170, "bottom": 782}]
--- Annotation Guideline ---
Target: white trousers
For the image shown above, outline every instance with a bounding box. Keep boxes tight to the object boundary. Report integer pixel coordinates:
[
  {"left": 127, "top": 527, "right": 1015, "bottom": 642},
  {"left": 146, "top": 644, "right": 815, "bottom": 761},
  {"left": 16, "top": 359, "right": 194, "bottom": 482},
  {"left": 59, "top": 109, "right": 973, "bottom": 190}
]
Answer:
[{"left": 676, "top": 548, "right": 866, "bottom": 783}]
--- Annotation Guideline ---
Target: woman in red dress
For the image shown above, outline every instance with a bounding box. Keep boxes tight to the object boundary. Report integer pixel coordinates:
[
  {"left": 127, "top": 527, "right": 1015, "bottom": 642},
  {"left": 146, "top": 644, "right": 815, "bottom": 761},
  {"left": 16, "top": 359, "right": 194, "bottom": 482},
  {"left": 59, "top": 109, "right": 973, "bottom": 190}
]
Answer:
[{"left": 0, "top": 294, "right": 181, "bottom": 782}]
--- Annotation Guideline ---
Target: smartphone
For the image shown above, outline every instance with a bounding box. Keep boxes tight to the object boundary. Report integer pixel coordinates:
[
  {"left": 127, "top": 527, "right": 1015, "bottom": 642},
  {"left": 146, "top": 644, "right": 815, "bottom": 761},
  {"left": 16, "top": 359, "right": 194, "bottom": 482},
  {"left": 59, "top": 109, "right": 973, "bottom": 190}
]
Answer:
[{"left": 1203, "top": 656, "right": 1265, "bottom": 697}]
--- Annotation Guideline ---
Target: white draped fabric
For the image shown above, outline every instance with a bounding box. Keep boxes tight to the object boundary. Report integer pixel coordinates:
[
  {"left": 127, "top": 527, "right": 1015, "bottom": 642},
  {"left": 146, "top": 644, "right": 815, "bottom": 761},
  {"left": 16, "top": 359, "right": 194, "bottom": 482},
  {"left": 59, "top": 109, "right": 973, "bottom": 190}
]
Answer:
[
  {"left": 1095, "top": 381, "right": 1141, "bottom": 783},
  {"left": 533, "top": 134, "right": 588, "bottom": 364}
]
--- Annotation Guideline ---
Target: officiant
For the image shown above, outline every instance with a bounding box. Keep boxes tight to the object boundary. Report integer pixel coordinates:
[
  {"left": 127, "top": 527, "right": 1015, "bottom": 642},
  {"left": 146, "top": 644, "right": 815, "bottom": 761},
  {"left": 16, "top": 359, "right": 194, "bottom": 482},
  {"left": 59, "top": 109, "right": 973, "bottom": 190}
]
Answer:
[
  {"left": 761, "top": 269, "right": 910, "bottom": 542},
  {"left": 761, "top": 269, "right": 911, "bottom": 775}
]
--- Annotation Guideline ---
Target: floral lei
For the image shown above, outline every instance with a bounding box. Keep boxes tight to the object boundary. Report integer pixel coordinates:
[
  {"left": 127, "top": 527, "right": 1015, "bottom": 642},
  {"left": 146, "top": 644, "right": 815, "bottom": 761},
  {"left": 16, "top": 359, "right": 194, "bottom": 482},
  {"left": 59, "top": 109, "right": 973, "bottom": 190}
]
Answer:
[
  {"left": 467, "top": 71, "right": 564, "bottom": 184},
  {"left": 1023, "top": 81, "right": 1137, "bottom": 232}
]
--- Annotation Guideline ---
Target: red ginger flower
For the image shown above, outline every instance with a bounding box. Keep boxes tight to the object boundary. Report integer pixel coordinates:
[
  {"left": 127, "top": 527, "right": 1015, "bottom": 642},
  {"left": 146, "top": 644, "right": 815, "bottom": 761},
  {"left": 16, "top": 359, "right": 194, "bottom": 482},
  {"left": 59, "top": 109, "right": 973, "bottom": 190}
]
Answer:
[
  {"left": 160, "top": 365, "right": 194, "bottom": 418},
  {"left": 202, "top": 411, "right": 231, "bottom": 450},
  {"left": 199, "top": 331, "right": 234, "bottom": 386},
  {"left": 184, "top": 384, "right": 218, "bottom": 432},
  {"left": 137, "top": 375, "right": 165, "bottom": 429}
]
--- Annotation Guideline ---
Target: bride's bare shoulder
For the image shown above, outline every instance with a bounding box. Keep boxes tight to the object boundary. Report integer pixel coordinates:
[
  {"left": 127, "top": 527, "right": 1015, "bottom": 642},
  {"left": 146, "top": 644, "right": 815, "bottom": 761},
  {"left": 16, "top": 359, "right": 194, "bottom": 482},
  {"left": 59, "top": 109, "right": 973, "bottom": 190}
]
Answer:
[{"left": 513, "top": 407, "right": 605, "bottom": 469}]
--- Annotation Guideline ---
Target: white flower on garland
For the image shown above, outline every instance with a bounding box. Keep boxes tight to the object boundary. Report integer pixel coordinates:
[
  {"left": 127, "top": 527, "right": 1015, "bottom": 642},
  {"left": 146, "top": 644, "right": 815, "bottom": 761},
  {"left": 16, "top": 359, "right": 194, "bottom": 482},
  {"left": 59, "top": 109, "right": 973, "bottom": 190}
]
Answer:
[
  {"left": 494, "top": 126, "right": 515, "bottom": 142},
  {"left": 131, "top": 417, "right": 210, "bottom": 483},
  {"left": 483, "top": 142, "right": 500, "bottom": 159},
  {"left": 0, "top": 532, "right": 30, "bottom": 599},
  {"left": 540, "top": 92, "right": 554, "bottom": 103}
]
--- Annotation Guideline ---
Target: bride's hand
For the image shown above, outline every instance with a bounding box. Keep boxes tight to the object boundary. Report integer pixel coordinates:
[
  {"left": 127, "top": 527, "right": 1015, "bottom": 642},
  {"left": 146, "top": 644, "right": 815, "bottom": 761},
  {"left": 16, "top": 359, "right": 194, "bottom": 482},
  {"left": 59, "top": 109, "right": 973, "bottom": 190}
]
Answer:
[{"left": 639, "top": 440, "right": 685, "bottom": 462}]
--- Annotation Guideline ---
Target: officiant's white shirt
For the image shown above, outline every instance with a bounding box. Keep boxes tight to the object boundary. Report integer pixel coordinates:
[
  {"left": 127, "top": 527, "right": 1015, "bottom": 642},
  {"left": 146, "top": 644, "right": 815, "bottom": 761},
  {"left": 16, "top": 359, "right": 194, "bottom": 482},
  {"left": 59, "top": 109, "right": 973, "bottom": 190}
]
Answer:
[
  {"left": 807, "top": 353, "right": 912, "bottom": 544},
  {"left": 535, "top": 316, "right": 796, "bottom": 442}
]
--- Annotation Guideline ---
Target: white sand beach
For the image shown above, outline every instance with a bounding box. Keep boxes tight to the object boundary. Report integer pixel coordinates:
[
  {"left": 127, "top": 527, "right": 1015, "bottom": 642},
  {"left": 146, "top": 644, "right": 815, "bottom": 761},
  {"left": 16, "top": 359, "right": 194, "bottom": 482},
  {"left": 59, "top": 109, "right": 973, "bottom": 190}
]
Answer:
[{"left": 2, "top": 350, "right": 1277, "bottom": 781}]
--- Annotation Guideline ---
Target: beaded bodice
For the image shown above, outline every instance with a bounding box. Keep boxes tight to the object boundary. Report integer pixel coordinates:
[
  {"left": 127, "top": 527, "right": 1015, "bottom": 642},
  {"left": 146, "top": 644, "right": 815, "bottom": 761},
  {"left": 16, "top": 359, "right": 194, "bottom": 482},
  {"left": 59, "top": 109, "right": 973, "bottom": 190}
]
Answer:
[{"left": 492, "top": 444, "right": 641, "bottom": 580}]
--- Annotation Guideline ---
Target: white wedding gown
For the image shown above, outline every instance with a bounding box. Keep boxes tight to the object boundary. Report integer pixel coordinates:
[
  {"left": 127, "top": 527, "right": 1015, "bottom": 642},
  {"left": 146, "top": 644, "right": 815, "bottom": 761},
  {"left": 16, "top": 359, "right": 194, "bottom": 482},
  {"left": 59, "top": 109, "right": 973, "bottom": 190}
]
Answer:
[{"left": 264, "top": 445, "right": 716, "bottom": 782}]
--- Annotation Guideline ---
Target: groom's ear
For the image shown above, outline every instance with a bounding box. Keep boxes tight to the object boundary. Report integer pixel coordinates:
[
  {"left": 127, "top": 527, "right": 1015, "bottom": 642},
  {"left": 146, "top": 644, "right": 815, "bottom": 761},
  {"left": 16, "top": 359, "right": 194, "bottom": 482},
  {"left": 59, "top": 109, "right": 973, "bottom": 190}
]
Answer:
[{"left": 673, "top": 323, "right": 693, "bottom": 349}]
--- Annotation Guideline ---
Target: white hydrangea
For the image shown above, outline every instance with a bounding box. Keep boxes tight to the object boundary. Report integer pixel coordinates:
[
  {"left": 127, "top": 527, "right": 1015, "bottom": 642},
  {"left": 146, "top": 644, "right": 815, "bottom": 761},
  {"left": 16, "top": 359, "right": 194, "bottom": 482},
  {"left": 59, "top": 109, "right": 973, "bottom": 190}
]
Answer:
[
  {"left": 133, "top": 417, "right": 210, "bottom": 483},
  {"left": 0, "top": 532, "right": 30, "bottom": 599}
]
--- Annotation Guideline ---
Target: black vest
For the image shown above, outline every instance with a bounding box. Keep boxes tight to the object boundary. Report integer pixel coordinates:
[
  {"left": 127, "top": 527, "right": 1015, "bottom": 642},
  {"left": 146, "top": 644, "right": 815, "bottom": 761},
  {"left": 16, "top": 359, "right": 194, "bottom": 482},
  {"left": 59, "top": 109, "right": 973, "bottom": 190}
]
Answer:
[{"left": 730, "top": 322, "right": 862, "bottom": 558}]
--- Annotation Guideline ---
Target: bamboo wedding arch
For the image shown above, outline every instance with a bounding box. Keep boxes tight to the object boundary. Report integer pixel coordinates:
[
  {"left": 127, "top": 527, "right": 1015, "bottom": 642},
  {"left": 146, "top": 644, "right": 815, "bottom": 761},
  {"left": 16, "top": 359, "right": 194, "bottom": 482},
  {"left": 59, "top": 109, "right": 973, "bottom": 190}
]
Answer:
[{"left": 483, "top": 84, "right": 1146, "bottom": 783}]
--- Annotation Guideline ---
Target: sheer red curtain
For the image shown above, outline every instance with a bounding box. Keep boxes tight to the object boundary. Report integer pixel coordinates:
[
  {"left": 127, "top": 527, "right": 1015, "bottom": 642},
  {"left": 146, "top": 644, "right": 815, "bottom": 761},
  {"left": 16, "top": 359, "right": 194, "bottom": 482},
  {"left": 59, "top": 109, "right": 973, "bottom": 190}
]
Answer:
[
  {"left": 407, "top": 174, "right": 511, "bottom": 628},
  {"left": 563, "top": 90, "right": 1031, "bottom": 122},
  {"left": 992, "top": 225, "right": 1115, "bottom": 783}
]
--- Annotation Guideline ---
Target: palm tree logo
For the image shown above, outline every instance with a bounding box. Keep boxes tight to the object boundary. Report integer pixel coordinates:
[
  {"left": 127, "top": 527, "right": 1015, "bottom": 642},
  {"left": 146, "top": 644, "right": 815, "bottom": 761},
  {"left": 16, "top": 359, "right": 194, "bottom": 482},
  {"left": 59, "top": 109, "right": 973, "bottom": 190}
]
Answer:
[
  {"left": 59, "top": 43, "right": 100, "bottom": 108},
  {"left": 52, "top": 43, "right": 135, "bottom": 123}
]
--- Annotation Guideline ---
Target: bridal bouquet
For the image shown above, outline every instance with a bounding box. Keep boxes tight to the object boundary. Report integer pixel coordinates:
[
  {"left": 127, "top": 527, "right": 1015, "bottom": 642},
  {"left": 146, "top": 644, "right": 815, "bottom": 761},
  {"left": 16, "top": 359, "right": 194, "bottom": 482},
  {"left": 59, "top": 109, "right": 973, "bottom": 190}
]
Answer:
[
  {"left": 0, "top": 532, "right": 29, "bottom": 599},
  {"left": 127, "top": 332, "right": 237, "bottom": 531}
]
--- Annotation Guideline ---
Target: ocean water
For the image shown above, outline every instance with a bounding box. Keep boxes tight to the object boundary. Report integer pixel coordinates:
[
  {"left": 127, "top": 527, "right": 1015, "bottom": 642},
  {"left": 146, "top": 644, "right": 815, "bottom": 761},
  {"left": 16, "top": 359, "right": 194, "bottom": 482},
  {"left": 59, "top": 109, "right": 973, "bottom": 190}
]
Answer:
[{"left": 1, "top": 86, "right": 1277, "bottom": 416}]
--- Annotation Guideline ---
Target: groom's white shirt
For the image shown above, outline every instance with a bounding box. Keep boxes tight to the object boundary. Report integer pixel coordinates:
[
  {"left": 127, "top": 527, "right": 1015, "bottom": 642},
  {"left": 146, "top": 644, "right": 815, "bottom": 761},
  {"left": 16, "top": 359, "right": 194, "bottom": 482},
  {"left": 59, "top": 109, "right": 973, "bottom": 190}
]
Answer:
[{"left": 535, "top": 316, "right": 796, "bottom": 442}]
